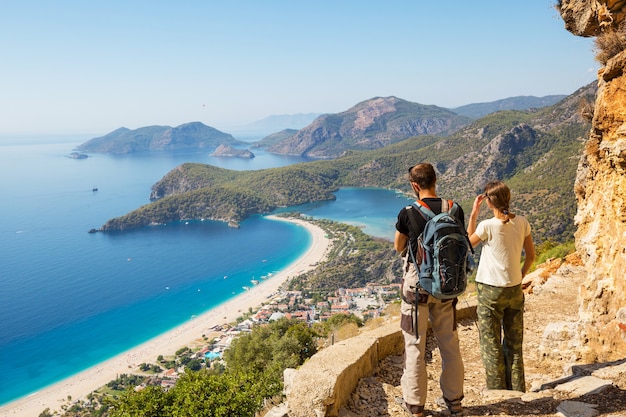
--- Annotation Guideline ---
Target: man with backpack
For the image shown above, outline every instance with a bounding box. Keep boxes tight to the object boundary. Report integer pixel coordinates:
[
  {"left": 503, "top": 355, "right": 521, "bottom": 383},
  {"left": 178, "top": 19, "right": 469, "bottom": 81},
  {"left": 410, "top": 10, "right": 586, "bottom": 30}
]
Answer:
[{"left": 394, "top": 163, "right": 466, "bottom": 417}]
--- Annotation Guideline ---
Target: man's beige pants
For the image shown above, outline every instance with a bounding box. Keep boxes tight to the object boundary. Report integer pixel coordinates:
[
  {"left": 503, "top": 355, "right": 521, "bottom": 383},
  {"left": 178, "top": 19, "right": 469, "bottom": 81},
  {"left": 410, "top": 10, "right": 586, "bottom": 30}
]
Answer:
[{"left": 400, "top": 295, "right": 464, "bottom": 408}]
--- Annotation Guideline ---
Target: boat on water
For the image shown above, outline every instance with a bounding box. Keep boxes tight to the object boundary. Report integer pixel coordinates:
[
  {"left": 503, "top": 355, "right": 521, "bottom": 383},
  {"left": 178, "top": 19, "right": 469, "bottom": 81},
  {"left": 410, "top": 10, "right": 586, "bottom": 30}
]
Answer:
[
  {"left": 251, "top": 279, "right": 259, "bottom": 285},
  {"left": 242, "top": 286, "right": 250, "bottom": 291}
]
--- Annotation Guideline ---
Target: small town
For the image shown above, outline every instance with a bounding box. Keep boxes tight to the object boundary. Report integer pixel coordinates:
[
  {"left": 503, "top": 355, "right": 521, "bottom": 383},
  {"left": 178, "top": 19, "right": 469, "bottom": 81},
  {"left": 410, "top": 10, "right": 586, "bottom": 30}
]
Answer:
[{"left": 132, "top": 283, "right": 401, "bottom": 391}]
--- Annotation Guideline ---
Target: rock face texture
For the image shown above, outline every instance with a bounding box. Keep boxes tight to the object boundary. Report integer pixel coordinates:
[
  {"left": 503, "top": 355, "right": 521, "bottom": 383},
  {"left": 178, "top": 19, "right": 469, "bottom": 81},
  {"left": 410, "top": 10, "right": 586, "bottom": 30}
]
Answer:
[{"left": 559, "top": 0, "right": 626, "bottom": 360}]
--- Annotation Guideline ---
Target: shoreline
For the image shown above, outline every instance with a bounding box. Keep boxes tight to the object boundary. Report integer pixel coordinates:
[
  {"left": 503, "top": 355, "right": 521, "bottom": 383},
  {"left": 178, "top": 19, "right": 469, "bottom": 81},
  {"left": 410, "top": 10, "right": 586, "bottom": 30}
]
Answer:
[{"left": 0, "top": 215, "right": 331, "bottom": 417}]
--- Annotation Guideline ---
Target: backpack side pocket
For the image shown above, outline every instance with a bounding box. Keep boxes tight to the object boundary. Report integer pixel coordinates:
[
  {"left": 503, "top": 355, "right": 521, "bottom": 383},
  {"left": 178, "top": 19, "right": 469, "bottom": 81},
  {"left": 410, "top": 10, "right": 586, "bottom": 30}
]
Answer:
[{"left": 401, "top": 254, "right": 418, "bottom": 305}]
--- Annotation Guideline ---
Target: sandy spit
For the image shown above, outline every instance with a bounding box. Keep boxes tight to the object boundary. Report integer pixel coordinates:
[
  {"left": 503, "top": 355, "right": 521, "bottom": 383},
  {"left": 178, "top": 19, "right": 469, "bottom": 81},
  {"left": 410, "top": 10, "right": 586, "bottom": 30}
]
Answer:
[{"left": 0, "top": 215, "right": 330, "bottom": 417}]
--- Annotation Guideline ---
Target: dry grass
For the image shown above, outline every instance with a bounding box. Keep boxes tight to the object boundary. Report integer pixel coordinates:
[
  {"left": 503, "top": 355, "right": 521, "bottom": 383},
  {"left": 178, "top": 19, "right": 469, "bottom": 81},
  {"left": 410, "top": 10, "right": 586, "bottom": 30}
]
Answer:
[
  {"left": 334, "top": 322, "right": 360, "bottom": 341},
  {"left": 595, "top": 25, "right": 626, "bottom": 64}
]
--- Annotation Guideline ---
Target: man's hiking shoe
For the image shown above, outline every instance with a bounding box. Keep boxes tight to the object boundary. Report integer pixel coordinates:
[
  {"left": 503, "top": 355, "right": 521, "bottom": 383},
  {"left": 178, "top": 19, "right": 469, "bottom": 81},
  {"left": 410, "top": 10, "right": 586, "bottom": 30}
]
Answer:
[
  {"left": 436, "top": 396, "right": 463, "bottom": 416},
  {"left": 394, "top": 396, "right": 425, "bottom": 417}
]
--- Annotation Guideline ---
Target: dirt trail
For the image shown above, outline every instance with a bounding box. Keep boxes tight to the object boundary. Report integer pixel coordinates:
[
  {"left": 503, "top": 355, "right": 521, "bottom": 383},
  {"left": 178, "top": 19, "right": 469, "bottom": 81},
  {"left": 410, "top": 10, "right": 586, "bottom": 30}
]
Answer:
[{"left": 343, "top": 257, "right": 626, "bottom": 417}]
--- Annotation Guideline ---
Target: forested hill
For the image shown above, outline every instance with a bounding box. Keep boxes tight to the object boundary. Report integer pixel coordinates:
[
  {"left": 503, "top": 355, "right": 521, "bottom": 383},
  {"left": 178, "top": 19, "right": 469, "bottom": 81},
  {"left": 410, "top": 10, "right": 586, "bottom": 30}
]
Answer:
[
  {"left": 75, "top": 122, "right": 244, "bottom": 154},
  {"left": 99, "top": 82, "right": 596, "bottom": 245}
]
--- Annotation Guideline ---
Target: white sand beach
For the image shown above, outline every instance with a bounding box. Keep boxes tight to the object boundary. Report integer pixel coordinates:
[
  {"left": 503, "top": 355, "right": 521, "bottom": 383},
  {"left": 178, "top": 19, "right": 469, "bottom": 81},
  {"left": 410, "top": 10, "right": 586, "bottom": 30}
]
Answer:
[{"left": 0, "top": 216, "right": 330, "bottom": 417}]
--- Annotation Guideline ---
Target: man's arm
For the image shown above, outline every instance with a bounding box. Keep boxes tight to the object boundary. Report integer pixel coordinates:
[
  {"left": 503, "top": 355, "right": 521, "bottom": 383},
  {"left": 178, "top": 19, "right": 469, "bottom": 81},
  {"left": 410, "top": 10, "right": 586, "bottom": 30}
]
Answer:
[{"left": 394, "top": 230, "right": 408, "bottom": 253}]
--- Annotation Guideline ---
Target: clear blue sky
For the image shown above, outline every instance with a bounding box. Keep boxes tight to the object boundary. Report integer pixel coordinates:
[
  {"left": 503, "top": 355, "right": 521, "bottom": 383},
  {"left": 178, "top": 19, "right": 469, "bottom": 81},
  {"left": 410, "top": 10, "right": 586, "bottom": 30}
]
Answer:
[{"left": 0, "top": 1, "right": 597, "bottom": 136}]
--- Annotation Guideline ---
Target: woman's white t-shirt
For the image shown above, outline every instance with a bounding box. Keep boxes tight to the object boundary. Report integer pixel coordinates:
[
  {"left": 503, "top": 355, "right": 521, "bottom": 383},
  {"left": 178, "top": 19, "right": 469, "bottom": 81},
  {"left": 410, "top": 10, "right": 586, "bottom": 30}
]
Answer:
[{"left": 474, "top": 215, "right": 531, "bottom": 287}]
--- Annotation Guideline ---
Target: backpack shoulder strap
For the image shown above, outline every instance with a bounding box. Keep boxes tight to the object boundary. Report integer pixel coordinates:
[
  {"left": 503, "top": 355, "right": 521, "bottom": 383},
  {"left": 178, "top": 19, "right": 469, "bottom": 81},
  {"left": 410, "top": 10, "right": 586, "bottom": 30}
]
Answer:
[
  {"left": 441, "top": 198, "right": 449, "bottom": 213},
  {"left": 414, "top": 199, "right": 454, "bottom": 218},
  {"left": 448, "top": 200, "right": 458, "bottom": 216},
  {"left": 412, "top": 200, "right": 435, "bottom": 220}
]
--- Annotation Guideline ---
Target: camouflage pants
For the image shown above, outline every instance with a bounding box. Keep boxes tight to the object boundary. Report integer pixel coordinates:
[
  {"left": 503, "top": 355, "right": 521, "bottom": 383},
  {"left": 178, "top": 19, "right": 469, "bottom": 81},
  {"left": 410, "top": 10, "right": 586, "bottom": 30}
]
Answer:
[{"left": 476, "top": 283, "right": 525, "bottom": 392}]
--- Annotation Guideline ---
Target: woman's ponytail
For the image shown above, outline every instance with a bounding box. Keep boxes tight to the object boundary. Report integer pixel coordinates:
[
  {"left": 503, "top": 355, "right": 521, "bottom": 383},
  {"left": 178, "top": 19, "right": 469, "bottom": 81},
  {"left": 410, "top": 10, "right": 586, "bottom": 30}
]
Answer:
[
  {"left": 502, "top": 208, "right": 510, "bottom": 223},
  {"left": 483, "top": 181, "right": 511, "bottom": 223}
]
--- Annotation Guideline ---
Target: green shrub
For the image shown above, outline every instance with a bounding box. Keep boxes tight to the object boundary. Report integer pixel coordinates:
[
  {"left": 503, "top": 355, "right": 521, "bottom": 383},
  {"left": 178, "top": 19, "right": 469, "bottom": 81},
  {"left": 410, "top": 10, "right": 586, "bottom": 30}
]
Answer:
[{"left": 534, "top": 240, "right": 576, "bottom": 267}]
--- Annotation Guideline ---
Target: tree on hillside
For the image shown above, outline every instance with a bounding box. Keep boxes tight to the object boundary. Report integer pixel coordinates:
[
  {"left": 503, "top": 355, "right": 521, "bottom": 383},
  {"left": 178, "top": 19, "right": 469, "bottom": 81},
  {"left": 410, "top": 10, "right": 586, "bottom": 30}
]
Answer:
[
  {"left": 109, "top": 318, "right": 318, "bottom": 417},
  {"left": 224, "top": 318, "right": 318, "bottom": 377}
]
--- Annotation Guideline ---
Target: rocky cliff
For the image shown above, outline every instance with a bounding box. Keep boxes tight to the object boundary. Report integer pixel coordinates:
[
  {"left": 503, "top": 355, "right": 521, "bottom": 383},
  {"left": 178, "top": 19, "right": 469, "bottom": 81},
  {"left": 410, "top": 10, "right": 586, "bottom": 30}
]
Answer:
[{"left": 559, "top": 0, "right": 626, "bottom": 360}]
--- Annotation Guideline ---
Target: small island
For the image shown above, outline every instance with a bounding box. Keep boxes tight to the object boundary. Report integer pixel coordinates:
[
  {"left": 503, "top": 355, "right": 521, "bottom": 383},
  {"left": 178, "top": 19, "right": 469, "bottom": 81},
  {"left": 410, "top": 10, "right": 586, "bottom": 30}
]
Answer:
[
  {"left": 210, "top": 144, "right": 255, "bottom": 159},
  {"left": 67, "top": 151, "right": 89, "bottom": 159},
  {"left": 74, "top": 122, "right": 246, "bottom": 154}
]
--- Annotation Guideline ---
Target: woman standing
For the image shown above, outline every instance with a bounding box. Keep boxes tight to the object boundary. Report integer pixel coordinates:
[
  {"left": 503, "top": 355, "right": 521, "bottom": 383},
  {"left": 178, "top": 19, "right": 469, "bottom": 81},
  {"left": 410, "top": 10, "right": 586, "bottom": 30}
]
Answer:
[{"left": 467, "top": 180, "right": 535, "bottom": 392}]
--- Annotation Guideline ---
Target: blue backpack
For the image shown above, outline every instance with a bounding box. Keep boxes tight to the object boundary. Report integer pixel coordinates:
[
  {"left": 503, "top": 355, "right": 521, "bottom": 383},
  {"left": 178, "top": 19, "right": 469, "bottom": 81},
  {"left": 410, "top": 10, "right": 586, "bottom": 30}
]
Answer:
[{"left": 406, "top": 199, "right": 473, "bottom": 300}]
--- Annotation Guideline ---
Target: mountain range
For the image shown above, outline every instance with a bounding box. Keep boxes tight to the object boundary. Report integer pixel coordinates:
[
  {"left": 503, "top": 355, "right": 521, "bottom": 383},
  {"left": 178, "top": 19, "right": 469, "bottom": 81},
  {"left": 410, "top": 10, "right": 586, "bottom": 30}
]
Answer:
[
  {"left": 75, "top": 94, "right": 566, "bottom": 156},
  {"left": 450, "top": 94, "right": 567, "bottom": 118},
  {"left": 259, "top": 95, "right": 566, "bottom": 158},
  {"left": 96, "top": 83, "right": 596, "bottom": 246},
  {"left": 264, "top": 97, "right": 471, "bottom": 158}
]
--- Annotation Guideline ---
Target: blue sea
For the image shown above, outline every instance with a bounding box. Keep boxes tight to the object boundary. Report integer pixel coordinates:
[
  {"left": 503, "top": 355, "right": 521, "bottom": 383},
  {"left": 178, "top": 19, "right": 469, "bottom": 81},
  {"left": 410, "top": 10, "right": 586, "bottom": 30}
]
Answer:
[{"left": 0, "top": 137, "right": 414, "bottom": 407}]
